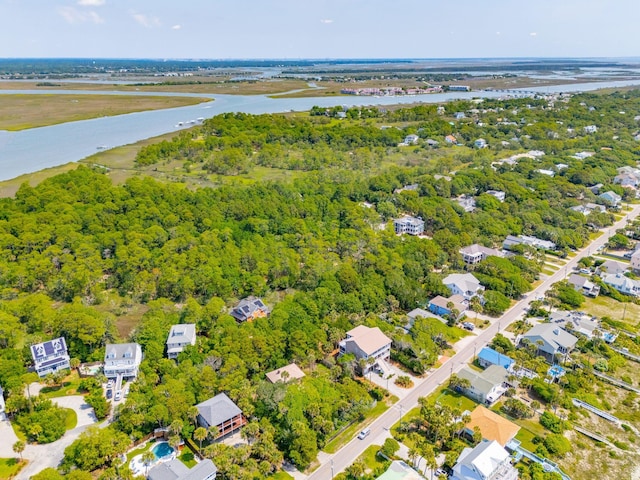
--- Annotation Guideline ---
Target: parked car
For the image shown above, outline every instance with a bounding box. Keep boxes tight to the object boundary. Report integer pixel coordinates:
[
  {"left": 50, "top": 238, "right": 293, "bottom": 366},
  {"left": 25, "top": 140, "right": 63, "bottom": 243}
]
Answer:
[
  {"left": 106, "top": 379, "right": 114, "bottom": 389},
  {"left": 462, "top": 322, "right": 475, "bottom": 331},
  {"left": 435, "top": 468, "right": 447, "bottom": 477},
  {"left": 114, "top": 390, "right": 122, "bottom": 402},
  {"left": 357, "top": 428, "right": 371, "bottom": 440},
  {"left": 580, "top": 268, "right": 591, "bottom": 274},
  {"left": 124, "top": 386, "right": 130, "bottom": 397},
  {"left": 106, "top": 389, "right": 113, "bottom": 399}
]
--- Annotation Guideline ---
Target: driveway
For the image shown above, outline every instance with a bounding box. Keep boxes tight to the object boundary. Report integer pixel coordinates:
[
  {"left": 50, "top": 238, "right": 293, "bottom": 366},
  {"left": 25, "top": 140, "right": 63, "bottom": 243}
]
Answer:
[
  {"left": 0, "top": 418, "right": 20, "bottom": 457},
  {"left": 15, "top": 395, "right": 99, "bottom": 479},
  {"left": 52, "top": 395, "right": 98, "bottom": 427}
]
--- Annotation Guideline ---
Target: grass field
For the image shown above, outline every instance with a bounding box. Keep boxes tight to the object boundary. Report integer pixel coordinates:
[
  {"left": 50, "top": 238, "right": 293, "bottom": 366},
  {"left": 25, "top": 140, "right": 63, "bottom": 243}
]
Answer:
[
  {"left": 581, "top": 295, "right": 640, "bottom": 325},
  {"left": 0, "top": 94, "right": 209, "bottom": 130},
  {"left": 0, "top": 458, "right": 25, "bottom": 479},
  {"left": 323, "top": 400, "right": 392, "bottom": 454},
  {"left": 64, "top": 408, "right": 78, "bottom": 431}
]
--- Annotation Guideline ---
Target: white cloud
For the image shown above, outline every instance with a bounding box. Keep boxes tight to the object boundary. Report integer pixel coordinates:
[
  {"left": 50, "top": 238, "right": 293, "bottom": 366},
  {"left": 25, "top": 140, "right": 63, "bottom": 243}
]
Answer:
[
  {"left": 77, "top": 0, "right": 105, "bottom": 6},
  {"left": 320, "top": 19, "right": 333, "bottom": 24},
  {"left": 172, "top": 24, "right": 182, "bottom": 30},
  {"left": 530, "top": 32, "right": 538, "bottom": 36},
  {"left": 496, "top": 31, "right": 501, "bottom": 35},
  {"left": 58, "top": 6, "right": 104, "bottom": 24},
  {"left": 132, "top": 12, "right": 161, "bottom": 28}
]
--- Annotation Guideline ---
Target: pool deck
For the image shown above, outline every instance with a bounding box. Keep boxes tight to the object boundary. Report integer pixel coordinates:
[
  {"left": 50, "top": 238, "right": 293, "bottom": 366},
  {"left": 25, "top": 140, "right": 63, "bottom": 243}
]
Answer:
[{"left": 129, "top": 441, "right": 177, "bottom": 476}]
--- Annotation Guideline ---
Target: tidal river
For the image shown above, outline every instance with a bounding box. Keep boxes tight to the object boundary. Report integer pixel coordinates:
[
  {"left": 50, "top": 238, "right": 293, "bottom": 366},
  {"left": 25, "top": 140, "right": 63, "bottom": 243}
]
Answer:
[{"left": 1, "top": 78, "right": 640, "bottom": 182}]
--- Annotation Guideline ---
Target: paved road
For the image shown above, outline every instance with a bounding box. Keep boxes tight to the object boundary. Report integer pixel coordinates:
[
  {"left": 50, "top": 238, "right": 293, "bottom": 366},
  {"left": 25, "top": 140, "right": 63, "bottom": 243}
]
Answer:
[{"left": 309, "top": 204, "right": 640, "bottom": 480}]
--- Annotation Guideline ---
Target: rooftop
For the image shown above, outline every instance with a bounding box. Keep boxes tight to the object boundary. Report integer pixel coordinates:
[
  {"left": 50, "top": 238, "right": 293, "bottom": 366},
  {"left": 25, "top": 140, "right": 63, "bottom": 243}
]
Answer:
[
  {"left": 196, "top": 393, "right": 242, "bottom": 428},
  {"left": 265, "top": 363, "right": 306, "bottom": 383},
  {"left": 344, "top": 325, "right": 391, "bottom": 356},
  {"left": 465, "top": 406, "right": 520, "bottom": 447}
]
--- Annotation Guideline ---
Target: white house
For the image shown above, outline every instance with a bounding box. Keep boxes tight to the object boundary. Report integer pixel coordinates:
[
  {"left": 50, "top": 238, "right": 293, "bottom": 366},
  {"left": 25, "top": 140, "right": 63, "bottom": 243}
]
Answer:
[
  {"left": 632, "top": 250, "right": 640, "bottom": 272},
  {"left": 519, "top": 324, "right": 578, "bottom": 364},
  {"left": 339, "top": 325, "right": 392, "bottom": 374},
  {"left": 485, "top": 190, "right": 506, "bottom": 202},
  {"left": 104, "top": 343, "right": 143, "bottom": 379},
  {"left": 393, "top": 216, "right": 425, "bottom": 236},
  {"left": 443, "top": 273, "right": 484, "bottom": 300},
  {"left": 603, "top": 273, "right": 640, "bottom": 296},
  {"left": 404, "top": 134, "right": 419, "bottom": 145},
  {"left": 583, "top": 125, "right": 598, "bottom": 133},
  {"left": 459, "top": 244, "right": 502, "bottom": 265},
  {"left": 166, "top": 324, "right": 197, "bottom": 359},
  {"left": 567, "top": 274, "right": 600, "bottom": 297},
  {"left": 450, "top": 440, "right": 518, "bottom": 480},
  {"left": 30, "top": 337, "right": 71, "bottom": 378},
  {"left": 456, "top": 365, "right": 510, "bottom": 405},
  {"left": 474, "top": 138, "right": 487, "bottom": 148}
]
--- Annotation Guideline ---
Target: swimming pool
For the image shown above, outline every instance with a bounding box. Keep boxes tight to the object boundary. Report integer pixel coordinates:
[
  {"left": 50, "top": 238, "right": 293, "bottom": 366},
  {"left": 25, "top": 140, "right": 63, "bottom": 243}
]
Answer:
[{"left": 151, "top": 442, "right": 175, "bottom": 460}]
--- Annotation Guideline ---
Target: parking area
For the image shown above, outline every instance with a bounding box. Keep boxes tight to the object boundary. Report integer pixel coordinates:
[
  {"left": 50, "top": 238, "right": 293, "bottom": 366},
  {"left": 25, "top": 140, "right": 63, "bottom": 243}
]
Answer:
[{"left": 52, "top": 395, "right": 97, "bottom": 427}]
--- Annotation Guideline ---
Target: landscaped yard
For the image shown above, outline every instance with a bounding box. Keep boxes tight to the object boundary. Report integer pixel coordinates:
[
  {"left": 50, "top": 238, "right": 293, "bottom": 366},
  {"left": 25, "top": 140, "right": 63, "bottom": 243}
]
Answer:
[
  {"left": 333, "top": 445, "right": 389, "bottom": 480},
  {"left": 0, "top": 458, "right": 25, "bottom": 479},
  {"left": 433, "top": 387, "right": 478, "bottom": 412},
  {"left": 39, "top": 370, "right": 82, "bottom": 398},
  {"left": 272, "top": 471, "right": 294, "bottom": 480}
]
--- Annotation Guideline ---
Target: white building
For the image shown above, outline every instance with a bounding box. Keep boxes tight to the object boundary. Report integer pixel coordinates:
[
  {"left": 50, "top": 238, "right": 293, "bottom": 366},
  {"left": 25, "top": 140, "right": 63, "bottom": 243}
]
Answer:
[
  {"left": 474, "top": 138, "right": 487, "bottom": 148},
  {"left": 404, "top": 134, "right": 419, "bottom": 145},
  {"left": 443, "top": 273, "right": 484, "bottom": 300},
  {"left": 603, "top": 273, "right": 640, "bottom": 297},
  {"left": 485, "top": 190, "right": 506, "bottom": 202},
  {"left": 30, "top": 337, "right": 71, "bottom": 378},
  {"left": 104, "top": 343, "right": 143, "bottom": 379},
  {"left": 632, "top": 250, "right": 640, "bottom": 272},
  {"left": 583, "top": 125, "right": 598, "bottom": 134},
  {"left": 393, "top": 216, "right": 425, "bottom": 236},
  {"left": 459, "top": 244, "right": 502, "bottom": 265},
  {"left": 339, "top": 325, "right": 392, "bottom": 374},
  {"left": 451, "top": 440, "right": 518, "bottom": 480},
  {"left": 166, "top": 324, "right": 197, "bottom": 359}
]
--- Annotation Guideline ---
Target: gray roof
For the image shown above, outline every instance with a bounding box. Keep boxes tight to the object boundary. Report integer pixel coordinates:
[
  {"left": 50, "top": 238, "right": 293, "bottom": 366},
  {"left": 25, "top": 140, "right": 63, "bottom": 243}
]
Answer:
[
  {"left": 598, "top": 260, "right": 628, "bottom": 275},
  {"left": 104, "top": 343, "right": 141, "bottom": 362},
  {"left": 522, "top": 323, "right": 578, "bottom": 350},
  {"left": 230, "top": 297, "right": 269, "bottom": 322},
  {"left": 196, "top": 393, "right": 242, "bottom": 428},
  {"left": 148, "top": 459, "right": 217, "bottom": 480},
  {"left": 166, "top": 324, "right": 197, "bottom": 346},
  {"left": 458, "top": 365, "right": 508, "bottom": 397}
]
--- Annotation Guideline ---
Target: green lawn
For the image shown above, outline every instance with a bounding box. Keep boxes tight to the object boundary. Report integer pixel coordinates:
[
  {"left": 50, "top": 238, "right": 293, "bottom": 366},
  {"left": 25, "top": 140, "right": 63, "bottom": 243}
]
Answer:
[
  {"left": 433, "top": 388, "right": 478, "bottom": 412},
  {"left": 514, "top": 428, "right": 539, "bottom": 451},
  {"left": 323, "top": 400, "right": 391, "bottom": 454},
  {"left": 39, "top": 370, "right": 82, "bottom": 398},
  {"left": 126, "top": 439, "right": 157, "bottom": 462},
  {"left": 0, "top": 458, "right": 25, "bottom": 479},
  {"left": 64, "top": 408, "right": 78, "bottom": 431},
  {"left": 272, "top": 472, "right": 294, "bottom": 480},
  {"left": 334, "top": 445, "right": 389, "bottom": 480},
  {"left": 178, "top": 450, "right": 197, "bottom": 468}
]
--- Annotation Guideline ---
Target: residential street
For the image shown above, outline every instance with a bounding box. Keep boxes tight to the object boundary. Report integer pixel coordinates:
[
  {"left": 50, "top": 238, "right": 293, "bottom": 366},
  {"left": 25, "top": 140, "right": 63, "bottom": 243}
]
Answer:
[{"left": 308, "top": 204, "right": 640, "bottom": 480}]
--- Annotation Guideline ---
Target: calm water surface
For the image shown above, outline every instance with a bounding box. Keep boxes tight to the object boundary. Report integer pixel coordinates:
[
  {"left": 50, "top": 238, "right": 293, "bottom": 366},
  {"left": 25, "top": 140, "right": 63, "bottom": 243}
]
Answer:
[{"left": 1, "top": 78, "right": 640, "bottom": 181}]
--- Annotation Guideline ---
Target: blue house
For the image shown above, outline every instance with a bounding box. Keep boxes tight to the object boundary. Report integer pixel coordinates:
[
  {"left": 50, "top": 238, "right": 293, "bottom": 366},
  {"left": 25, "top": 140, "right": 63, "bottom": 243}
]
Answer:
[
  {"left": 428, "top": 295, "right": 466, "bottom": 319},
  {"left": 477, "top": 347, "right": 514, "bottom": 370}
]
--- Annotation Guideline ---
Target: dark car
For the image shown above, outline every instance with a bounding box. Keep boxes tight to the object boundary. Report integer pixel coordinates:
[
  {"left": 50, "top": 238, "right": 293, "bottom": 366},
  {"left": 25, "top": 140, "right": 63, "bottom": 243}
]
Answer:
[{"left": 106, "top": 389, "right": 113, "bottom": 399}]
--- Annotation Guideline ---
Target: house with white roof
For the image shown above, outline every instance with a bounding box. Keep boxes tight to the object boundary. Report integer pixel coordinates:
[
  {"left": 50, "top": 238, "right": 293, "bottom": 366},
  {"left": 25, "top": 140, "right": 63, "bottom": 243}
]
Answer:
[
  {"left": 503, "top": 235, "right": 556, "bottom": 251},
  {"left": 393, "top": 216, "right": 425, "bottom": 235},
  {"left": 459, "top": 244, "right": 502, "bottom": 265},
  {"left": 148, "top": 459, "right": 217, "bottom": 480},
  {"left": 519, "top": 324, "right": 578, "bottom": 364},
  {"left": 30, "top": 337, "right": 71, "bottom": 378},
  {"left": 597, "top": 259, "right": 628, "bottom": 276},
  {"left": 603, "top": 273, "right": 640, "bottom": 296},
  {"left": 485, "top": 190, "right": 505, "bottom": 202},
  {"left": 583, "top": 125, "right": 598, "bottom": 134},
  {"left": 443, "top": 273, "right": 484, "bottom": 300},
  {"left": 456, "top": 195, "right": 477, "bottom": 213},
  {"left": 104, "top": 343, "right": 143, "bottom": 379},
  {"left": 450, "top": 440, "right": 518, "bottom": 480},
  {"left": 196, "top": 393, "right": 246, "bottom": 440},
  {"left": 166, "top": 324, "right": 197, "bottom": 359},
  {"left": 339, "top": 325, "right": 392, "bottom": 374}
]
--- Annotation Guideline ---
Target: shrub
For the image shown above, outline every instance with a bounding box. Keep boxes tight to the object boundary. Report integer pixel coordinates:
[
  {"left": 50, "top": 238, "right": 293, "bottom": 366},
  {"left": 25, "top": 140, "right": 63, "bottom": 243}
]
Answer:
[
  {"left": 543, "top": 434, "right": 572, "bottom": 456},
  {"left": 394, "top": 376, "right": 414, "bottom": 388},
  {"left": 539, "top": 411, "right": 567, "bottom": 433}
]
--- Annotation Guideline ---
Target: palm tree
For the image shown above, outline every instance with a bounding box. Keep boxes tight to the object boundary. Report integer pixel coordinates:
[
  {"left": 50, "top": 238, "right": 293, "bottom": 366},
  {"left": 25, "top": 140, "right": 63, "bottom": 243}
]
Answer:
[
  {"left": 207, "top": 425, "right": 220, "bottom": 442},
  {"left": 194, "top": 427, "right": 208, "bottom": 450},
  {"left": 141, "top": 451, "right": 155, "bottom": 475},
  {"left": 12, "top": 440, "right": 25, "bottom": 460},
  {"left": 169, "top": 420, "right": 183, "bottom": 437},
  {"left": 187, "top": 406, "right": 200, "bottom": 428}
]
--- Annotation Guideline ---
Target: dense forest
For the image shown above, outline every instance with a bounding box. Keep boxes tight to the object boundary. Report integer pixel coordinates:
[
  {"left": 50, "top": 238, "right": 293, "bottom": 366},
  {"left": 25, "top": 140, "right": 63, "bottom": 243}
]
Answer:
[{"left": 2, "top": 90, "right": 640, "bottom": 478}]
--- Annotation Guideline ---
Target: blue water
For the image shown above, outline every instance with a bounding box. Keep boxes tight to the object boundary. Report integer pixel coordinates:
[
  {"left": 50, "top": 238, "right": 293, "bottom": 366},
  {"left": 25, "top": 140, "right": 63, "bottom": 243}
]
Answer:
[
  {"left": 548, "top": 366, "right": 565, "bottom": 377},
  {"left": 1, "top": 78, "right": 640, "bottom": 181},
  {"left": 151, "top": 442, "right": 174, "bottom": 459}
]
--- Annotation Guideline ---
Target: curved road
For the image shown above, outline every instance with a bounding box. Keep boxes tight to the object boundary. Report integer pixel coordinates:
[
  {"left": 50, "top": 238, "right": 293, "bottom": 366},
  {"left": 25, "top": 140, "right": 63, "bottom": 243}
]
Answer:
[{"left": 310, "top": 204, "right": 640, "bottom": 480}]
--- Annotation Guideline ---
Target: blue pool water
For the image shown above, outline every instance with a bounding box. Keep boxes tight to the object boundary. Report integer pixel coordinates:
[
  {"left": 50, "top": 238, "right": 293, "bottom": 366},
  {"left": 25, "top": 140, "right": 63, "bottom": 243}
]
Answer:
[
  {"left": 548, "top": 366, "right": 565, "bottom": 377},
  {"left": 151, "top": 442, "right": 174, "bottom": 459}
]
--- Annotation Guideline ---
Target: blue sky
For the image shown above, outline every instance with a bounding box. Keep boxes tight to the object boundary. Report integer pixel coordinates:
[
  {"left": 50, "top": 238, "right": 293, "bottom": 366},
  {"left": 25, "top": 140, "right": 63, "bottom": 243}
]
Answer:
[{"left": 1, "top": 0, "right": 638, "bottom": 59}]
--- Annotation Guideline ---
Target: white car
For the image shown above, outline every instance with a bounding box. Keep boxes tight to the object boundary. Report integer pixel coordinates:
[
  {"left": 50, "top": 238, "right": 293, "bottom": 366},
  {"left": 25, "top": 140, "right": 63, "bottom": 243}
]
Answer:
[
  {"left": 106, "top": 379, "right": 114, "bottom": 389},
  {"left": 357, "top": 428, "right": 371, "bottom": 440},
  {"left": 114, "top": 390, "right": 122, "bottom": 402}
]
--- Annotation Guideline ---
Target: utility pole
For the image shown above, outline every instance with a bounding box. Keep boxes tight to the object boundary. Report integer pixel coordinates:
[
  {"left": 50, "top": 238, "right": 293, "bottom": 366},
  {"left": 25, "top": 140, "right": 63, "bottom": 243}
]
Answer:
[{"left": 331, "top": 459, "right": 334, "bottom": 479}]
